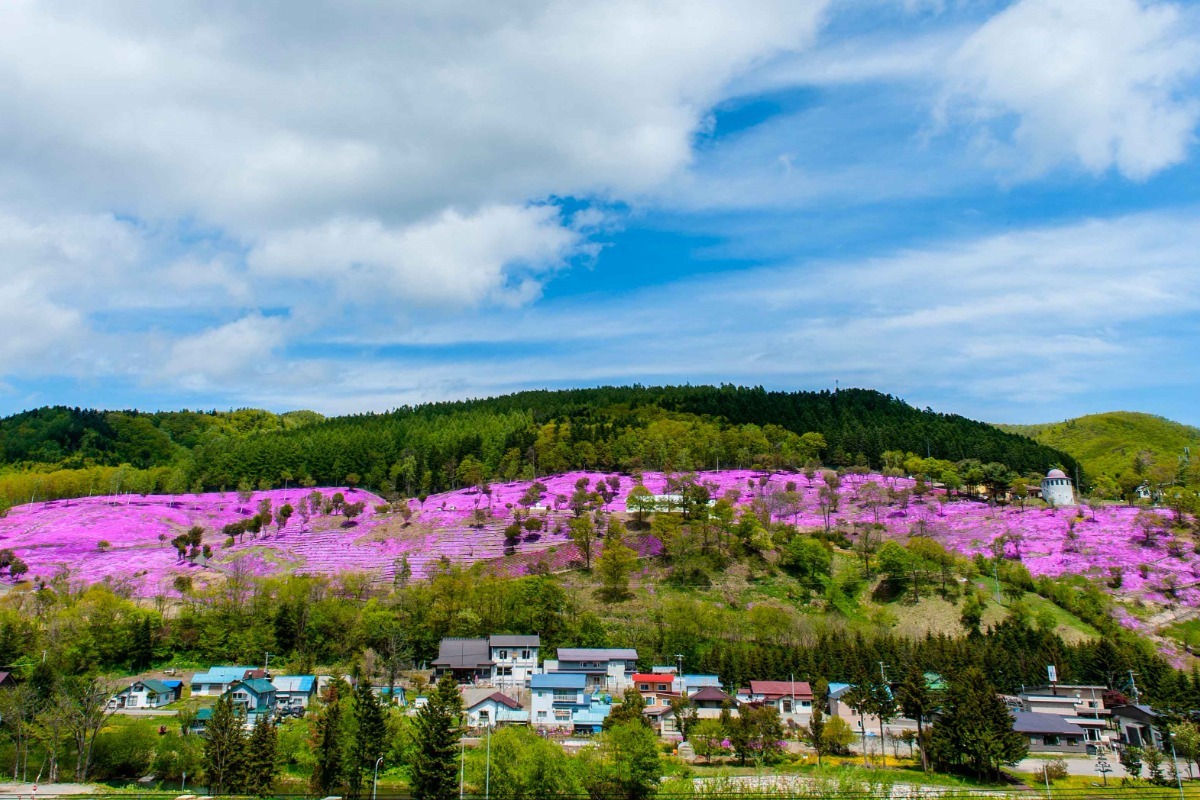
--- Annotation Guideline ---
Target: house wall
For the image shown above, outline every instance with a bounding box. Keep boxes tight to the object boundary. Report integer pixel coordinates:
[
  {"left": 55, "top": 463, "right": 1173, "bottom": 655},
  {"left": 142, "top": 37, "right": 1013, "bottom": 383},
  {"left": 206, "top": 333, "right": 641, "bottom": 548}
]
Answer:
[{"left": 1025, "top": 735, "right": 1087, "bottom": 754}]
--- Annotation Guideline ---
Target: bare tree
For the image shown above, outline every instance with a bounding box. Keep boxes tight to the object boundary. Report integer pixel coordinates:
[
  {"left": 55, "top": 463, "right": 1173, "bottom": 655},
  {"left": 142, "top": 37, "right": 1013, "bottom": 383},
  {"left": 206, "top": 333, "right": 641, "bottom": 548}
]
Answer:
[{"left": 62, "top": 676, "right": 117, "bottom": 782}]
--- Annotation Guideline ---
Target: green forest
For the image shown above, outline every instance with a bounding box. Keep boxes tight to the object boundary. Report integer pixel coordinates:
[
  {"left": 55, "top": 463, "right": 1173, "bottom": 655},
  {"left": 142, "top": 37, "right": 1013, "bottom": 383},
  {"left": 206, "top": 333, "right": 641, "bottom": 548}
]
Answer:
[{"left": 0, "top": 386, "right": 1077, "bottom": 506}]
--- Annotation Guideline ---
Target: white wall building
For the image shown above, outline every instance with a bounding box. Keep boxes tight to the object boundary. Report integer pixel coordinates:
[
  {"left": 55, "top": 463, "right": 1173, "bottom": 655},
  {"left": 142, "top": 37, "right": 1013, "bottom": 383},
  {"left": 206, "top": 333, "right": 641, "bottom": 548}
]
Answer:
[
  {"left": 1041, "top": 469, "right": 1076, "bottom": 507},
  {"left": 489, "top": 635, "right": 540, "bottom": 688}
]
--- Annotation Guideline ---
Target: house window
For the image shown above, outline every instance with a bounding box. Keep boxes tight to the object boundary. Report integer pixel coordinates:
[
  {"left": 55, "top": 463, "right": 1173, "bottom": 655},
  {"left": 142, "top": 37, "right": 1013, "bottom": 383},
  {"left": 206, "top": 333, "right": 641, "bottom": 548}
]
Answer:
[
  {"left": 537, "top": 711, "right": 547, "bottom": 719},
  {"left": 782, "top": 700, "right": 793, "bottom": 712},
  {"left": 639, "top": 683, "right": 649, "bottom": 691},
  {"left": 479, "top": 710, "right": 490, "bottom": 723},
  {"left": 657, "top": 684, "right": 668, "bottom": 691},
  {"left": 1044, "top": 735, "right": 1060, "bottom": 746},
  {"left": 553, "top": 690, "right": 576, "bottom": 702},
  {"left": 554, "top": 709, "right": 571, "bottom": 721},
  {"left": 498, "top": 649, "right": 508, "bottom": 660},
  {"left": 521, "top": 649, "right": 531, "bottom": 660},
  {"left": 496, "top": 667, "right": 512, "bottom": 676}
]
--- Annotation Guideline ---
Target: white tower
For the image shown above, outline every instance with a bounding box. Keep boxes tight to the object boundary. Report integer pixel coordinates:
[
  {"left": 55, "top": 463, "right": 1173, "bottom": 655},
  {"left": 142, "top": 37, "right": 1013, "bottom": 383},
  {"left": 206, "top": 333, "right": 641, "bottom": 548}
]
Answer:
[{"left": 1040, "top": 468, "right": 1075, "bottom": 507}]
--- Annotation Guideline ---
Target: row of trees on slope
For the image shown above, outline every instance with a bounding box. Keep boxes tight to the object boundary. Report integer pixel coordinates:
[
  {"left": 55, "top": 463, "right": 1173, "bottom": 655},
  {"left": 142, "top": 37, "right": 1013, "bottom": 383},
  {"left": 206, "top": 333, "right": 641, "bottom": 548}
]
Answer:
[{"left": 0, "top": 387, "right": 1077, "bottom": 507}]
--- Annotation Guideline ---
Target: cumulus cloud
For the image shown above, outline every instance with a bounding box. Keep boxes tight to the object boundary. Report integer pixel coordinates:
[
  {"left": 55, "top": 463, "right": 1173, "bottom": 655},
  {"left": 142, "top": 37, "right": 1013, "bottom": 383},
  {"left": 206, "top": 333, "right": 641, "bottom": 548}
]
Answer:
[
  {"left": 943, "top": 0, "right": 1200, "bottom": 179},
  {"left": 165, "top": 314, "right": 289, "bottom": 390},
  {"left": 248, "top": 205, "right": 587, "bottom": 307}
]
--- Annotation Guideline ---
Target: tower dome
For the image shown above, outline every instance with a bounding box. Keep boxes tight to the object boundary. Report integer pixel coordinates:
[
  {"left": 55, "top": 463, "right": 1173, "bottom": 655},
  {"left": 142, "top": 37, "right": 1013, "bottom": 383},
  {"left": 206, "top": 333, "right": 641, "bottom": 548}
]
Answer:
[{"left": 1040, "top": 468, "right": 1075, "bottom": 506}]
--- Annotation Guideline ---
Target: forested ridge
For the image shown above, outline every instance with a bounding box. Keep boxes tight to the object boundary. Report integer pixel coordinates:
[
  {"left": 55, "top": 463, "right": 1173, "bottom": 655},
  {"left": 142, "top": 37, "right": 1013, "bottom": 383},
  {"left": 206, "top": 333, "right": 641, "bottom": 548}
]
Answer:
[{"left": 0, "top": 386, "right": 1077, "bottom": 503}]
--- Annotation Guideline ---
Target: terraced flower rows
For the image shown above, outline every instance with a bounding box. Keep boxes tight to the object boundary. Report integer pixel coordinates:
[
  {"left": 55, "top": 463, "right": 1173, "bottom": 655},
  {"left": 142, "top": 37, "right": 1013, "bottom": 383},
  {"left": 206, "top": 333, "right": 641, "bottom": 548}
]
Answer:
[{"left": 0, "top": 471, "right": 1190, "bottom": 610}]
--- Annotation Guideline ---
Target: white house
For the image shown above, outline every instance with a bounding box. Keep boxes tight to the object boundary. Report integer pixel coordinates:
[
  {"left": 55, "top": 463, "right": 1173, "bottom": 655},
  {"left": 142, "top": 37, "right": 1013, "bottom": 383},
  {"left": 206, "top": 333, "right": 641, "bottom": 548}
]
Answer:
[
  {"left": 109, "top": 679, "right": 181, "bottom": 710},
  {"left": 488, "top": 635, "right": 540, "bottom": 688},
  {"left": 461, "top": 688, "right": 528, "bottom": 728},
  {"left": 735, "top": 680, "right": 813, "bottom": 727},
  {"left": 544, "top": 648, "right": 638, "bottom": 692}
]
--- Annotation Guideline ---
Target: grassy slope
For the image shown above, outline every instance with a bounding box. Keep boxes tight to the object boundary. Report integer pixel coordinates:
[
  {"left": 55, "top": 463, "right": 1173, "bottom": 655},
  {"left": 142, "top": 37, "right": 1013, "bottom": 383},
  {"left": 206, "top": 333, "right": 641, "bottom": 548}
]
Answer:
[{"left": 997, "top": 411, "right": 1200, "bottom": 479}]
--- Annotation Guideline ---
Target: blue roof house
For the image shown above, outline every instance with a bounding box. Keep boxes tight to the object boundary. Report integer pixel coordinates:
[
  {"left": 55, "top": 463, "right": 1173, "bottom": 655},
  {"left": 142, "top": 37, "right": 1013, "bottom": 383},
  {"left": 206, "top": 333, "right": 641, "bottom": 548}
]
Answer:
[{"left": 530, "top": 673, "right": 611, "bottom": 732}]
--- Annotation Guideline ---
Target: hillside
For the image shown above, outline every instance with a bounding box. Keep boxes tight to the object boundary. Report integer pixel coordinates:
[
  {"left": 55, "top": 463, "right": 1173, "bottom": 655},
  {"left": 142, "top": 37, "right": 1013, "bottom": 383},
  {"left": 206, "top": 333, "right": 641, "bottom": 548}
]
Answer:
[
  {"left": 999, "top": 411, "right": 1200, "bottom": 482},
  {"left": 2, "top": 469, "right": 1187, "bottom": 620},
  {"left": 0, "top": 386, "right": 1078, "bottom": 505}
]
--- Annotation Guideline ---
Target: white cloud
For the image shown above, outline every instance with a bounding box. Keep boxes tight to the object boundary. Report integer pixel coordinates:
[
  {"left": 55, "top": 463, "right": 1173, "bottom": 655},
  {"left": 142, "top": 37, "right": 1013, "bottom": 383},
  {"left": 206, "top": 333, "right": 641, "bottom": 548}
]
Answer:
[
  {"left": 165, "top": 314, "right": 289, "bottom": 390},
  {"left": 944, "top": 0, "right": 1200, "bottom": 179},
  {"left": 299, "top": 210, "right": 1200, "bottom": 421},
  {"left": 248, "top": 205, "right": 586, "bottom": 308}
]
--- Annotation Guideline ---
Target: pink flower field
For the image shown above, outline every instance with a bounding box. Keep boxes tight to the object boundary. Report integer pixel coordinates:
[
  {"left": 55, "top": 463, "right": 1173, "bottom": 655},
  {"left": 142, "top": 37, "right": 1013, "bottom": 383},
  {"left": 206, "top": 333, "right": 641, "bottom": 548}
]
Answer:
[{"left": 0, "top": 470, "right": 1191, "bottom": 611}]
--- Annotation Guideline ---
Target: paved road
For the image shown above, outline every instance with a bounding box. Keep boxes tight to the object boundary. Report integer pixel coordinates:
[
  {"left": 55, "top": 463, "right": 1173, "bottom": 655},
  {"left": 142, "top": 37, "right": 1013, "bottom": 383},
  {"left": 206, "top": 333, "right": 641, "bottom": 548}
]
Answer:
[
  {"left": 1016, "top": 755, "right": 1132, "bottom": 779},
  {"left": 114, "top": 708, "right": 178, "bottom": 717}
]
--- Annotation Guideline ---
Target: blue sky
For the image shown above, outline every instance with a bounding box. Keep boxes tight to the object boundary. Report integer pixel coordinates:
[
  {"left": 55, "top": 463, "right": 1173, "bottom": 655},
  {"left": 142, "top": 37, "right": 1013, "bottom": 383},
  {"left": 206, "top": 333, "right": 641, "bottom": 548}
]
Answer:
[{"left": 1, "top": 0, "right": 1200, "bottom": 425}]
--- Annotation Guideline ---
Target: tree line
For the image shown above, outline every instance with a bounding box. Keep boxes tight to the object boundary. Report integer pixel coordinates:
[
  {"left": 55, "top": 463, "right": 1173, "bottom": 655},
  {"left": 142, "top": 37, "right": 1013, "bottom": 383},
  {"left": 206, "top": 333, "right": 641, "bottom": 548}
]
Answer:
[{"left": 0, "top": 386, "right": 1078, "bottom": 507}]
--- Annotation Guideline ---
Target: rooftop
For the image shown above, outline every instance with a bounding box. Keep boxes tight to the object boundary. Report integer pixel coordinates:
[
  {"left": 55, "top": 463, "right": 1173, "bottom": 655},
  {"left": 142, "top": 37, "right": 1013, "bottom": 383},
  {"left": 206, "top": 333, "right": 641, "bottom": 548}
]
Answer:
[
  {"left": 557, "top": 648, "right": 638, "bottom": 661},
  {"left": 433, "top": 638, "right": 493, "bottom": 669},
  {"left": 532, "top": 673, "right": 587, "bottom": 690},
  {"left": 490, "top": 634, "right": 540, "bottom": 648},
  {"left": 1012, "top": 711, "right": 1086, "bottom": 736}
]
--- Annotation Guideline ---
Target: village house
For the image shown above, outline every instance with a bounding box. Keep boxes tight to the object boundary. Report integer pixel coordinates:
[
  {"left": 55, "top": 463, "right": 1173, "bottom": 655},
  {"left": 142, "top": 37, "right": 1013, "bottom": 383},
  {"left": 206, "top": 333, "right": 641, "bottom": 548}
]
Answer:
[
  {"left": 271, "top": 675, "right": 318, "bottom": 712},
  {"left": 0, "top": 672, "right": 16, "bottom": 689},
  {"left": 529, "top": 672, "right": 611, "bottom": 732},
  {"left": 227, "top": 678, "right": 278, "bottom": 715},
  {"left": 488, "top": 634, "right": 540, "bottom": 688},
  {"left": 544, "top": 647, "right": 638, "bottom": 692},
  {"left": 646, "top": 686, "right": 736, "bottom": 738},
  {"left": 1111, "top": 704, "right": 1163, "bottom": 749},
  {"left": 109, "top": 679, "right": 182, "bottom": 710},
  {"left": 827, "top": 683, "right": 920, "bottom": 742},
  {"left": 1017, "top": 684, "right": 1109, "bottom": 744},
  {"left": 190, "top": 666, "right": 264, "bottom": 696},
  {"left": 1012, "top": 711, "right": 1088, "bottom": 753},
  {"left": 737, "top": 680, "right": 814, "bottom": 726},
  {"left": 432, "top": 638, "right": 493, "bottom": 683},
  {"left": 461, "top": 687, "right": 529, "bottom": 728}
]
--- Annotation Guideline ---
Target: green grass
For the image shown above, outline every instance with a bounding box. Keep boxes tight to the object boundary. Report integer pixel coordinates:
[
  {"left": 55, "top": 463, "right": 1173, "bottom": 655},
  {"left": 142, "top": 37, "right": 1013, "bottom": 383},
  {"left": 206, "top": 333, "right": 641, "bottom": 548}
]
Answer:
[
  {"left": 997, "top": 411, "right": 1200, "bottom": 480},
  {"left": 1165, "top": 617, "right": 1200, "bottom": 649}
]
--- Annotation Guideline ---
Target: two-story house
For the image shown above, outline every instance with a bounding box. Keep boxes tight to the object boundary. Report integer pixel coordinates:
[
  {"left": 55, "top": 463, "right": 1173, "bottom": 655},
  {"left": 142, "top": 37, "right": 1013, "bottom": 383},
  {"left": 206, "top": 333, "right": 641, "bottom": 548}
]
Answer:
[
  {"left": 271, "top": 675, "right": 318, "bottom": 712},
  {"left": 529, "top": 673, "right": 611, "bottom": 732},
  {"left": 1017, "top": 684, "right": 1109, "bottom": 744},
  {"left": 736, "top": 680, "right": 814, "bottom": 726},
  {"left": 190, "top": 666, "right": 264, "bottom": 696},
  {"left": 432, "top": 638, "right": 493, "bottom": 683},
  {"left": 227, "top": 678, "right": 278, "bottom": 716},
  {"left": 544, "top": 648, "right": 638, "bottom": 692},
  {"left": 488, "top": 635, "right": 540, "bottom": 687}
]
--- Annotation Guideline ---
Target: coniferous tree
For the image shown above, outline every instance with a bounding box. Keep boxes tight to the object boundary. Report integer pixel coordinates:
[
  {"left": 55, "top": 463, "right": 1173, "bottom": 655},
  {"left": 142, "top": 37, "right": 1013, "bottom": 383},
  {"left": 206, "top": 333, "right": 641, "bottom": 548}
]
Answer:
[
  {"left": 895, "top": 664, "right": 934, "bottom": 772},
  {"left": 311, "top": 682, "right": 347, "bottom": 795},
  {"left": 410, "top": 673, "right": 463, "bottom": 800},
  {"left": 243, "top": 713, "right": 279, "bottom": 797},
  {"left": 928, "top": 667, "right": 1026, "bottom": 778},
  {"left": 203, "top": 695, "right": 245, "bottom": 794},
  {"left": 348, "top": 677, "right": 389, "bottom": 799}
]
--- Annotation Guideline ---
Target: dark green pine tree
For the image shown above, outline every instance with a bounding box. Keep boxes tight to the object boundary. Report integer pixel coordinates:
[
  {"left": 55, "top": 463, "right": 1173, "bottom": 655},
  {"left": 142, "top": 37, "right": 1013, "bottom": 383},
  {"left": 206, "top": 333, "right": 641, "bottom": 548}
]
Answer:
[
  {"left": 203, "top": 695, "right": 246, "bottom": 794},
  {"left": 242, "top": 713, "right": 279, "bottom": 797},
  {"left": 130, "top": 616, "right": 154, "bottom": 671},
  {"left": 929, "top": 666, "right": 1027, "bottom": 779},
  {"left": 895, "top": 664, "right": 934, "bottom": 772},
  {"left": 311, "top": 682, "right": 347, "bottom": 795},
  {"left": 347, "top": 678, "right": 389, "bottom": 799},
  {"left": 410, "top": 674, "right": 464, "bottom": 800}
]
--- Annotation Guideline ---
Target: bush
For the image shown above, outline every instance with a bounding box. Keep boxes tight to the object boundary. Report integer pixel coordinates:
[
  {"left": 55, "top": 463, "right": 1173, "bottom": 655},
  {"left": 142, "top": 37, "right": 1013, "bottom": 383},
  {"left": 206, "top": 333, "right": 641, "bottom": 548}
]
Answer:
[
  {"left": 91, "top": 723, "right": 158, "bottom": 780},
  {"left": 1034, "top": 757, "right": 1069, "bottom": 783}
]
